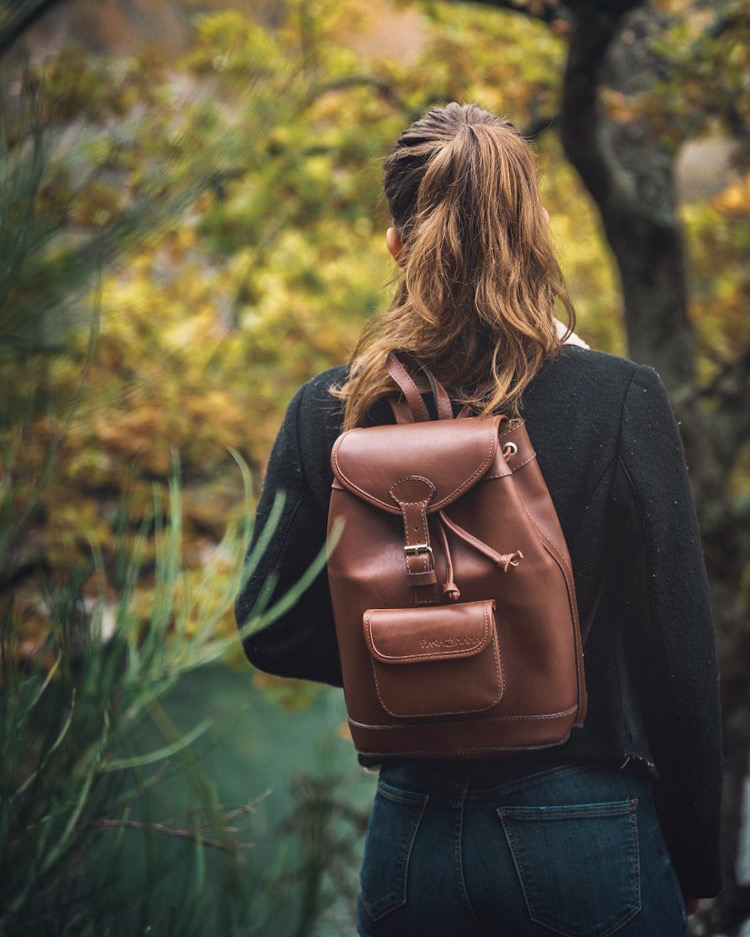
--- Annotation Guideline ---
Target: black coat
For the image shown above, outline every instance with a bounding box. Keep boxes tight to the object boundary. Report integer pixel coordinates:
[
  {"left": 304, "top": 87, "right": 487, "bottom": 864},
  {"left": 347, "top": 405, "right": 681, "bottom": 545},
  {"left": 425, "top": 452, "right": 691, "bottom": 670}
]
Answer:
[{"left": 236, "top": 344, "right": 723, "bottom": 898}]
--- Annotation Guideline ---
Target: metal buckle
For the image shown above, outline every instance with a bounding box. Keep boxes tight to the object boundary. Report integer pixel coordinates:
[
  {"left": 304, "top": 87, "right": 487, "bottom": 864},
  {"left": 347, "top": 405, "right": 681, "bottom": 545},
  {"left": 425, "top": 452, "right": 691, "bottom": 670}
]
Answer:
[{"left": 403, "top": 543, "right": 434, "bottom": 563}]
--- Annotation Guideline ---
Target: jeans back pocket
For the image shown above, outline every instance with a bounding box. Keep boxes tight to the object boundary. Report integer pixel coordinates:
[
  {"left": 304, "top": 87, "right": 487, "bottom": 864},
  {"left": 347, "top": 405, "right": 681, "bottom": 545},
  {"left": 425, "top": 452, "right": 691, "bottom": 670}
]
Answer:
[
  {"left": 497, "top": 799, "right": 641, "bottom": 937},
  {"left": 359, "top": 782, "right": 429, "bottom": 922}
]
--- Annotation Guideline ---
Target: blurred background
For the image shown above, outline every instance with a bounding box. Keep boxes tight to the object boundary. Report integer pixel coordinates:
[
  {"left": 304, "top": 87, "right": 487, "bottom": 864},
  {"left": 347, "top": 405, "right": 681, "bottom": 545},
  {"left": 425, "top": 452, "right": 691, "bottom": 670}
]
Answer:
[{"left": 0, "top": 0, "right": 748, "bottom": 934}]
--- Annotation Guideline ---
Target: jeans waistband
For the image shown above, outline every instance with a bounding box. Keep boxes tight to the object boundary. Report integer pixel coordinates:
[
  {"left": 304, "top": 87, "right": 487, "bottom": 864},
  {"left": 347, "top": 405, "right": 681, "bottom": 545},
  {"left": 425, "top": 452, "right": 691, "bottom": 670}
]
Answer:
[{"left": 377, "top": 756, "right": 650, "bottom": 800}]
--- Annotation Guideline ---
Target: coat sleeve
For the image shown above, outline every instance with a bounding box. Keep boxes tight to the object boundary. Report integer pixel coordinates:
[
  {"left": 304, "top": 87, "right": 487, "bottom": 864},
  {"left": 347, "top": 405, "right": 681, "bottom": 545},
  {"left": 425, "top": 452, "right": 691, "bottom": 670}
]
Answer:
[
  {"left": 609, "top": 363, "right": 723, "bottom": 897},
  {"left": 234, "top": 382, "right": 342, "bottom": 687}
]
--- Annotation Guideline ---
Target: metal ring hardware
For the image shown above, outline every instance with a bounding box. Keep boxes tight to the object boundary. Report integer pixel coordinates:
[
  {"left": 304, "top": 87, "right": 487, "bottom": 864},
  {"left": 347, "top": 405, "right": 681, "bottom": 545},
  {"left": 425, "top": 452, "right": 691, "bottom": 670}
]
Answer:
[{"left": 502, "top": 442, "right": 518, "bottom": 457}]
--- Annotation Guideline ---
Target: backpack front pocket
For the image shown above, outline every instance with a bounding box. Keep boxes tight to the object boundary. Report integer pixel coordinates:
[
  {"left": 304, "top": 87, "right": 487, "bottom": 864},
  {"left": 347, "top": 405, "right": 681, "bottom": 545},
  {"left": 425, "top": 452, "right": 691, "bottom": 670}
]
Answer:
[{"left": 363, "top": 599, "right": 503, "bottom": 718}]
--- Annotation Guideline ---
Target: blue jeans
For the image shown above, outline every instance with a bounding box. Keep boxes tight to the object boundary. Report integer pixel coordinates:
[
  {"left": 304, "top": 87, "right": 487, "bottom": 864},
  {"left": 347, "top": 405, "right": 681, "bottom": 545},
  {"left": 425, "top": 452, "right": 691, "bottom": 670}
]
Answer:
[{"left": 356, "top": 760, "right": 689, "bottom": 937}]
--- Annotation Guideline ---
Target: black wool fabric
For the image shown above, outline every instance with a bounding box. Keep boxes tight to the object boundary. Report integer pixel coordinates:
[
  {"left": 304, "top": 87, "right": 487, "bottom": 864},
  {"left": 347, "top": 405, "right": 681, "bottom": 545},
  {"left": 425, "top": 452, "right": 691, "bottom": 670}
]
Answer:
[{"left": 235, "top": 344, "right": 723, "bottom": 898}]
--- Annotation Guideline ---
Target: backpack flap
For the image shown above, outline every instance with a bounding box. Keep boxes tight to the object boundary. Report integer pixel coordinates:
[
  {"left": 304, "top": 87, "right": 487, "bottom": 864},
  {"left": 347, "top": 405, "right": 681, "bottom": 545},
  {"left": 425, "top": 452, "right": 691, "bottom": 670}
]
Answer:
[
  {"left": 332, "top": 415, "right": 518, "bottom": 605},
  {"left": 362, "top": 600, "right": 503, "bottom": 719},
  {"left": 331, "top": 415, "right": 507, "bottom": 515}
]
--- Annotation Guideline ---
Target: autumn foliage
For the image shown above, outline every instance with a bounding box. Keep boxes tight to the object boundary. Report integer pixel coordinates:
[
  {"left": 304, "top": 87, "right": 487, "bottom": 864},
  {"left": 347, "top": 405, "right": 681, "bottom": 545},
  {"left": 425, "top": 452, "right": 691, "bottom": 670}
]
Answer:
[
  {"left": 1, "top": 1, "right": 750, "bottom": 934},
  {"left": 2, "top": 0, "right": 748, "bottom": 677}
]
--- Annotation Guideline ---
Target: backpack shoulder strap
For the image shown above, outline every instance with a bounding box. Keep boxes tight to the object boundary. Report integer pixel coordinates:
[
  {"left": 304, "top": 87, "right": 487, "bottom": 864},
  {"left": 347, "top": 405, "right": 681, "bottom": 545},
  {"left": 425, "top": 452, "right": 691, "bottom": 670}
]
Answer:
[
  {"left": 387, "top": 396, "right": 415, "bottom": 424},
  {"left": 420, "top": 364, "right": 454, "bottom": 421},
  {"left": 386, "top": 351, "right": 454, "bottom": 422},
  {"left": 385, "top": 352, "right": 429, "bottom": 422}
]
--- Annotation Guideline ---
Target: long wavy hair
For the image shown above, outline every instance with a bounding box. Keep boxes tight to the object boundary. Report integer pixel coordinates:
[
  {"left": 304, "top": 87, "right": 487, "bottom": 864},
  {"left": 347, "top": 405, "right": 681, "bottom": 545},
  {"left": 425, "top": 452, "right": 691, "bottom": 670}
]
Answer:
[{"left": 332, "top": 102, "right": 576, "bottom": 429}]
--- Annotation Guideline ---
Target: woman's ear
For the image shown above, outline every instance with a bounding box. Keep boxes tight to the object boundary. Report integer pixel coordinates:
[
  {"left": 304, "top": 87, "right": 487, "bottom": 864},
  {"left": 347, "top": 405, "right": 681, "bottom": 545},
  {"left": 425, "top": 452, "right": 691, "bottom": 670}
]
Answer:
[{"left": 386, "top": 226, "right": 403, "bottom": 262}]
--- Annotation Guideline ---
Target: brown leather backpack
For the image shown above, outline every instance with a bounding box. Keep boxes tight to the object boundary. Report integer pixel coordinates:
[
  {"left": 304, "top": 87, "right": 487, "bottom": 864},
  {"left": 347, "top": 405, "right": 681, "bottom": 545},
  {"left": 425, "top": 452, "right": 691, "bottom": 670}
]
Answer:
[{"left": 326, "top": 352, "right": 587, "bottom": 759}]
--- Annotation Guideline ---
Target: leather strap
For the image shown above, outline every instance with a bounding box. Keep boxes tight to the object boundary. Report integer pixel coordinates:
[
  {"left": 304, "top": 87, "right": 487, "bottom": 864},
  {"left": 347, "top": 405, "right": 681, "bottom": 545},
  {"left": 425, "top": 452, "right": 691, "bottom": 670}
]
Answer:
[
  {"left": 419, "top": 364, "right": 454, "bottom": 421},
  {"left": 439, "top": 510, "right": 523, "bottom": 572},
  {"left": 389, "top": 476, "right": 438, "bottom": 605},
  {"left": 386, "top": 351, "right": 455, "bottom": 423},
  {"left": 386, "top": 396, "right": 414, "bottom": 424},
  {"left": 386, "top": 352, "right": 430, "bottom": 422}
]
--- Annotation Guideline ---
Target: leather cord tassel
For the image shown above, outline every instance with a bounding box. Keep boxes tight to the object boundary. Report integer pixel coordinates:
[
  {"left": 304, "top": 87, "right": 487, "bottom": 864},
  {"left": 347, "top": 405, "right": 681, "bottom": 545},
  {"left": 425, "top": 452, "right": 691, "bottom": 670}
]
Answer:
[
  {"left": 438, "top": 510, "right": 523, "bottom": 572},
  {"left": 436, "top": 515, "right": 461, "bottom": 602}
]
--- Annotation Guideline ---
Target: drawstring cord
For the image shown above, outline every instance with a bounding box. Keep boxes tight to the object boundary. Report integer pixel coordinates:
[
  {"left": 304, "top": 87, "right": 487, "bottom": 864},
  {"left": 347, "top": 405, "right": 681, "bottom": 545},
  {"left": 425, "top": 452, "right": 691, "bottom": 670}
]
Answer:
[
  {"left": 435, "top": 510, "right": 524, "bottom": 602},
  {"left": 436, "top": 516, "right": 461, "bottom": 601}
]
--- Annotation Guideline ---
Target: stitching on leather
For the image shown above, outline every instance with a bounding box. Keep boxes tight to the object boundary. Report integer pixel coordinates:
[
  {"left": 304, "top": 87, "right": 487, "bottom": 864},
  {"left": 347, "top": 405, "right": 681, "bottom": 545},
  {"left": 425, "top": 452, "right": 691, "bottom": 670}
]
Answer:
[
  {"left": 499, "top": 451, "right": 538, "bottom": 476},
  {"left": 363, "top": 604, "right": 493, "bottom": 663},
  {"left": 369, "top": 659, "right": 396, "bottom": 714},
  {"left": 368, "top": 646, "right": 503, "bottom": 718},
  {"left": 369, "top": 658, "right": 500, "bottom": 718},
  {"left": 526, "top": 511, "right": 577, "bottom": 624},
  {"left": 498, "top": 420, "right": 523, "bottom": 441},
  {"left": 332, "top": 419, "right": 529, "bottom": 511},
  {"left": 389, "top": 474, "right": 435, "bottom": 503},
  {"left": 365, "top": 603, "right": 504, "bottom": 717},
  {"left": 493, "top": 603, "right": 506, "bottom": 700},
  {"left": 511, "top": 478, "right": 577, "bottom": 625},
  {"left": 485, "top": 451, "right": 538, "bottom": 480},
  {"left": 397, "top": 497, "right": 438, "bottom": 604},
  {"left": 347, "top": 703, "right": 579, "bottom": 730},
  {"left": 330, "top": 435, "right": 399, "bottom": 514},
  {"left": 486, "top": 603, "right": 503, "bottom": 707},
  {"left": 332, "top": 423, "right": 500, "bottom": 513},
  {"left": 526, "top": 512, "right": 582, "bottom": 632},
  {"left": 431, "top": 418, "right": 499, "bottom": 509},
  {"left": 514, "top": 501, "right": 586, "bottom": 721}
]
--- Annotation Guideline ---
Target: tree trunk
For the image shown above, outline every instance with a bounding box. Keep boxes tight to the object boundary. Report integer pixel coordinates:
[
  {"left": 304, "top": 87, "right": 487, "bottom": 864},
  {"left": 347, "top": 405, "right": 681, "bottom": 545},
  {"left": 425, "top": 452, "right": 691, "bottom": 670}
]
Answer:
[
  {"left": 455, "top": 0, "right": 750, "bottom": 929},
  {"left": 0, "top": 0, "right": 71, "bottom": 59},
  {"left": 562, "top": 4, "right": 695, "bottom": 389},
  {"left": 559, "top": 4, "right": 750, "bottom": 931}
]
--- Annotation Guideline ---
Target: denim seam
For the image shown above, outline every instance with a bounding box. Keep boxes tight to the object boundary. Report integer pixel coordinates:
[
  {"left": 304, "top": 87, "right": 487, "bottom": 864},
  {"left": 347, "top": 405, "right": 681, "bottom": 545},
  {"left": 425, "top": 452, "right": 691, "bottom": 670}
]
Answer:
[
  {"left": 630, "top": 800, "right": 642, "bottom": 922},
  {"left": 453, "top": 776, "right": 484, "bottom": 927},
  {"left": 376, "top": 781, "right": 430, "bottom": 807},
  {"left": 472, "top": 762, "right": 595, "bottom": 798},
  {"left": 499, "top": 812, "right": 536, "bottom": 928},
  {"left": 497, "top": 799, "right": 641, "bottom": 937},
  {"left": 359, "top": 791, "right": 429, "bottom": 921},
  {"left": 648, "top": 818, "right": 688, "bottom": 922},
  {"left": 498, "top": 800, "right": 635, "bottom": 821},
  {"left": 592, "top": 805, "right": 642, "bottom": 937}
]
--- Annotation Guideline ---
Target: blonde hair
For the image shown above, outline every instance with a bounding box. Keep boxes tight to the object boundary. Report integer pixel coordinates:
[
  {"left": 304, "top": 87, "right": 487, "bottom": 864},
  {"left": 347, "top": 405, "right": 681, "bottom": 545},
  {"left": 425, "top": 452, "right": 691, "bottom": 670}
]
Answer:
[{"left": 333, "top": 102, "right": 575, "bottom": 429}]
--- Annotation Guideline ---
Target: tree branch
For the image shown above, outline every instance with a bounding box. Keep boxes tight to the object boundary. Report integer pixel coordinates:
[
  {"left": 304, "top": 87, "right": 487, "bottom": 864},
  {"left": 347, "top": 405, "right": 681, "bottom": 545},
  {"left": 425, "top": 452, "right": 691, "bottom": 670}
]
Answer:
[
  {"left": 559, "top": 5, "right": 640, "bottom": 210},
  {"left": 559, "top": 3, "right": 700, "bottom": 393},
  {"left": 315, "top": 75, "right": 408, "bottom": 113},
  {"left": 0, "top": 0, "right": 71, "bottom": 58},
  {"left": 447, "top": 0, "right": 566, "bottom": 25},
  {"left": 522, "top": 112, "right": 559, "bottom": 140}
]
